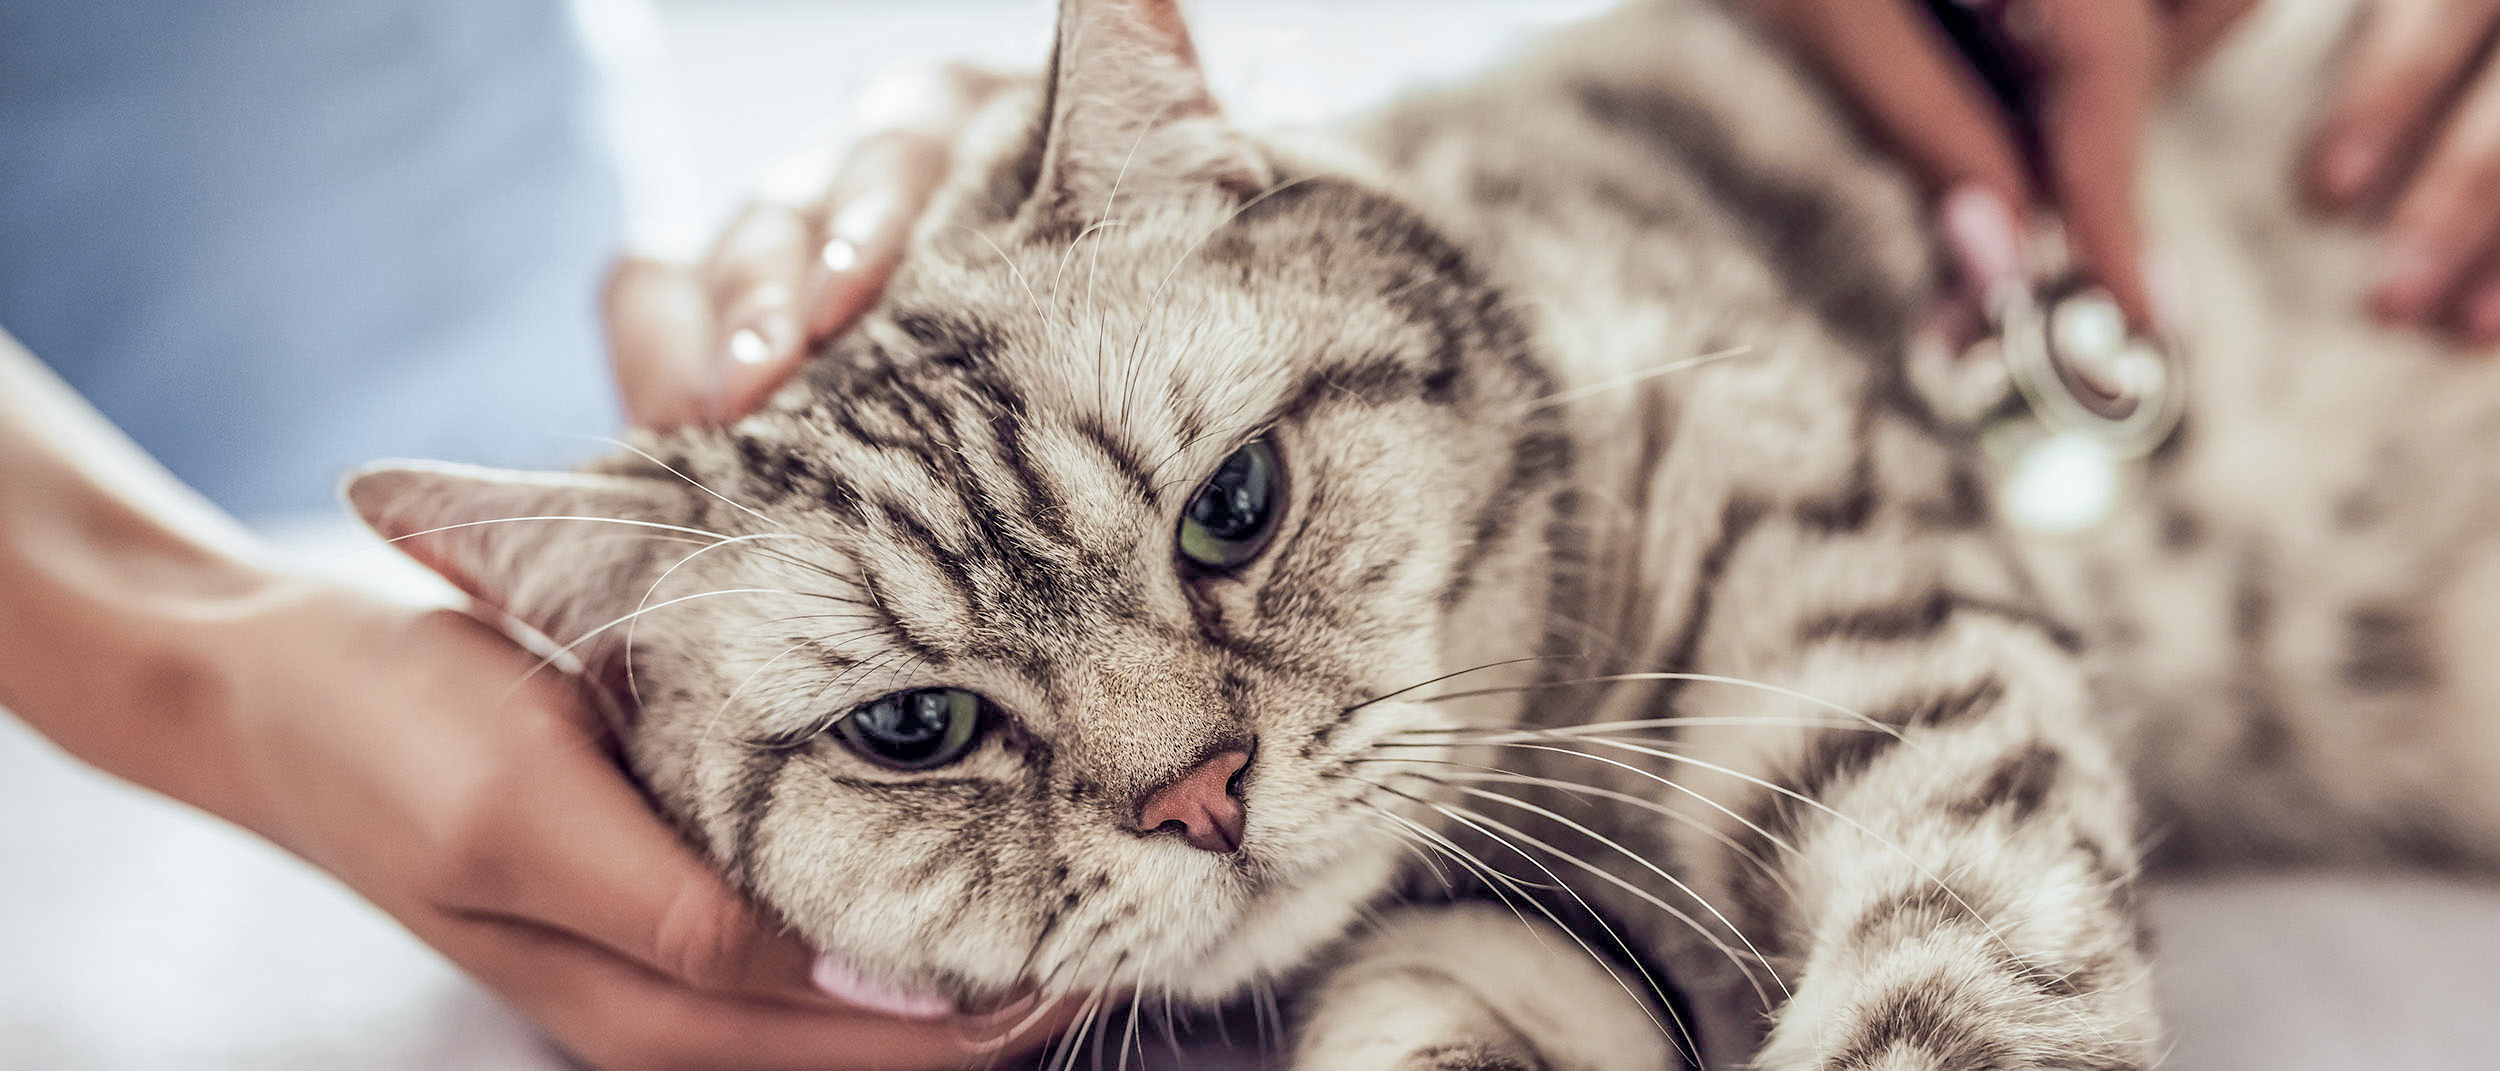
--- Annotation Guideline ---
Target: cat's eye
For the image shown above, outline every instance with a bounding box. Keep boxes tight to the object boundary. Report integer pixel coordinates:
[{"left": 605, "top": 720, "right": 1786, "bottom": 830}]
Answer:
[
  {"left": 1178, "top": 439, "right": 1284, "bottom": 572},
  {"left": 835, "top": 687, "right": 987, "bottom": 770}
]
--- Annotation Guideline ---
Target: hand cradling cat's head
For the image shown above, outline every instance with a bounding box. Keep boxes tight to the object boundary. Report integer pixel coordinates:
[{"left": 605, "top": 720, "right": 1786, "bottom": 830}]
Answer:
[{"left": 350, "top": 0, "right": 1568, "bottom": 1014}]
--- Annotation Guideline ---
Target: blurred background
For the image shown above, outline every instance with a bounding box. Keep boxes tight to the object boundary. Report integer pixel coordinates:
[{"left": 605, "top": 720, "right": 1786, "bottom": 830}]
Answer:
[{"left": 2, "top": 1, "right": 2497, "bottom": 1068}]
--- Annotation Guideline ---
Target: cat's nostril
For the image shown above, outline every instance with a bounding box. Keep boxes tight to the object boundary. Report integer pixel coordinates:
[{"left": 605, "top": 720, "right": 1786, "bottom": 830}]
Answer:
[{"left": 1134, "top": 749, "right": 1251, "bottom": 854}]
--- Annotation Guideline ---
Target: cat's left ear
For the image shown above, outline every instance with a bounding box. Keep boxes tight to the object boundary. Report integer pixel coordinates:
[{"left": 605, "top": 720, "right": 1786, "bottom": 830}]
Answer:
[
  {"left": 345, "top": 462, "right": 686, "bottom": 662},
  {"left": 1017, "top": 0, "right": 1272, "bottom": 233}
]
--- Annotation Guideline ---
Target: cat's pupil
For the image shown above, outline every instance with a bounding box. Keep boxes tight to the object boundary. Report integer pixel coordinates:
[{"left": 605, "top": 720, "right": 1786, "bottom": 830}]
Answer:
[
  {"left": 1192, "top": 450, "right": 1266, "bottom": 539},
  {"left": 1177, "top": 439, "right": 1283, "bottom": 570},
  {"left": 838, "top": 687, "right": 982, "bottom": 768}
]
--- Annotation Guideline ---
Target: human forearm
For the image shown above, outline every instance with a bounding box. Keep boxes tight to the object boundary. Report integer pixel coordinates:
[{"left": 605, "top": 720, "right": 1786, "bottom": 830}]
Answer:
[{"left": 0, "top": 327, "right": 288, "bottom": 822}]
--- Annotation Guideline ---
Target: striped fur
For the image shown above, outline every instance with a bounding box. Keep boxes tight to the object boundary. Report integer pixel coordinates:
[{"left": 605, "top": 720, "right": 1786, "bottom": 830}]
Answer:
[{"left": 349, "top": 0, "right": 2500, "bottom": 1067}]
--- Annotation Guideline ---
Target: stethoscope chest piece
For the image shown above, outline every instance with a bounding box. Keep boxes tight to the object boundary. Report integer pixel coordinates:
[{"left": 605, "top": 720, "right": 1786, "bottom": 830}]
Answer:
[
  {"left": 1993, "top": 278, "right": 2184, "bottom": 458},
  {"left": 1910, "top": 276, "right": 2187, "bottom": 535}
]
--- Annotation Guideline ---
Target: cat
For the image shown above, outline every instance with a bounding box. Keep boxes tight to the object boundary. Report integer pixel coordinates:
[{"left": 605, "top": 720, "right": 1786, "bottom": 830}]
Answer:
[{"left": 346, "top": 1, "right": 2500, "bottom": 1068}]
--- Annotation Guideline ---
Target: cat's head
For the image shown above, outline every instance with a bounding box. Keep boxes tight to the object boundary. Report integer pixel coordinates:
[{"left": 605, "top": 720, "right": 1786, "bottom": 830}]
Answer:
[{"left": 351, "top": 0, "right": 1567, "bottom": 1011}]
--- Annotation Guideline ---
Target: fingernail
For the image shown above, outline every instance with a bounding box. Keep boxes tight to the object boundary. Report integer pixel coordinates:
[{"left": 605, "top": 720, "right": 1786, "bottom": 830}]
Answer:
[
  {"left": 2372, "top": 238, "right": 2448, "bottom": 323},
  {"left": 811, "top": 954, "right": 955, "bottom": 1020},
  {"left": 2141, "top": 251, "right": 2192, "bottom": 338},
  {"left": 1940, "top": 185, "right": 2026, "bottom": 300},
  {"left": 2317, "top": 133, "right": 2382, "bottom": 205},
  {"left": 717, "top": 282, "right": 798, "bottom": 369},
  {"left": 833, "top": 190, "right": 900, "bottom": 248},
  {"left": 820, "top": 237, "right": 860, "bottom": 274}
]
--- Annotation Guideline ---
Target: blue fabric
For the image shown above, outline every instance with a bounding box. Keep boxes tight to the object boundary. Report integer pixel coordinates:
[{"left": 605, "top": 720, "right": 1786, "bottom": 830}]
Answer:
[{"left": 0, "top": 0, "right": 626, "bottom": 521}]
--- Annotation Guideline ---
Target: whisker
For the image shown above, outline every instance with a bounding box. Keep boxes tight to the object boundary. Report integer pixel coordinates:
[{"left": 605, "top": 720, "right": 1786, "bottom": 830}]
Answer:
[
  {"left": 625, "top": 532, "right": 790, "bottom": 710},
  {"left": 1391, "top": 714, "right": 1872, "bottom": 739},
  {"left": 378, "top": 513, "right": 751, "bottom": 548},
  {"left": 1450, "top": 782, "right": 1789, "bottom": 1001},
  {"left": 1353, "top": 757, "right": 1799, "bottom": 902},
  {"left": 1364, "top": 741, "right": 1803, "bottom": 865},
  {"left": 959, "top": 224, "right": 1052, "bottom": 324},
  {"left": 1340, "top": 655, "right": 1579, "bottom": 718},
  {"left": 1349, "top": 795, "right": 1697, "bottom": 1057},
  {"left": 1515, "top": 343, "right": 1758, "bottom": 415},
  {"left": 1444, "top": 738, "right": 2024, "bottom": 962},
  {"left": 562, "top": 434, "right": 787, "bottom": 532},
  {"left": 1369, "top": 776, "right": 1776, "bottom": 1006},
  {"left": 1405, "top": 671, "right": 1925, "bottom": 757}
]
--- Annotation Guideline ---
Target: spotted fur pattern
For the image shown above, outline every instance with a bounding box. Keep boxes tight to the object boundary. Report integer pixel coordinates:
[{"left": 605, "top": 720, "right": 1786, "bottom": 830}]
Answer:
[{"left": 350, "top": 1, "right": 2495, "bottom": 1068}]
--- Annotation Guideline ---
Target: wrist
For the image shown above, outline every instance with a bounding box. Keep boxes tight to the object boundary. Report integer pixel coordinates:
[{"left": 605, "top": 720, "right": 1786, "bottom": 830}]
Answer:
[{"left": 0, "top": 492, "right": 306, "bottom": 825}]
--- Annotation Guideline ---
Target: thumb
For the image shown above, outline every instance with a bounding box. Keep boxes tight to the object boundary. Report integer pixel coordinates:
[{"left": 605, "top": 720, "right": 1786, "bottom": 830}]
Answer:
[{"left": 436, "top": 688, "right": 832, "bottom": 1003}]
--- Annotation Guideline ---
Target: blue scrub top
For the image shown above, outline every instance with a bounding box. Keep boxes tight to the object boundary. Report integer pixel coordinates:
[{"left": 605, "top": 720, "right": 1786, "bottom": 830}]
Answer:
[{"left": 0, "top": 0, "right": 627, "bottom": 521}]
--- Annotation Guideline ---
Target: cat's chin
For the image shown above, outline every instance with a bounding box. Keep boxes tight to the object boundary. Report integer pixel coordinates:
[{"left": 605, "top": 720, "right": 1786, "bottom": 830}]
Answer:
[{"left": 1154, "top": 819, "right": 1410, "bottom": 1002}]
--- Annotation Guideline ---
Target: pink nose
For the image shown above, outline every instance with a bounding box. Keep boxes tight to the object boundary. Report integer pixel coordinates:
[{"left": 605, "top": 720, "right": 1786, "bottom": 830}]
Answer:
[{"left": 1135, "top": 749, "right": 1250, "bottom": 854}]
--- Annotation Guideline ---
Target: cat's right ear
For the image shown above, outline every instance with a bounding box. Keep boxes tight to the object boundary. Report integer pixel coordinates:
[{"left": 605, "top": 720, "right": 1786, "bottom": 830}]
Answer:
[
  {"left": 1015, "top": 0, "right": 1272, "bottom": 234},
  {"left": 345, "top": 462, "right": 686, "bottom": 658}
]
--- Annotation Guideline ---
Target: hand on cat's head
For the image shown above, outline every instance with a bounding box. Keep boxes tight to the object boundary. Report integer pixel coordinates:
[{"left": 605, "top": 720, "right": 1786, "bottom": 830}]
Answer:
[{"left": 604, "top": 61, "right": 1007, "bottom": 431}]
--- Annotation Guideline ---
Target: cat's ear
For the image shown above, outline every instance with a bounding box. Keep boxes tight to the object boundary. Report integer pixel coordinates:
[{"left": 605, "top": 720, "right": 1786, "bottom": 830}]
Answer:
[
  {"left": 1017, "top": 0, "right": 1271, "bottom": 233},
  {"left": 345, "top": 461, "right": 686, "bottom": 657}
]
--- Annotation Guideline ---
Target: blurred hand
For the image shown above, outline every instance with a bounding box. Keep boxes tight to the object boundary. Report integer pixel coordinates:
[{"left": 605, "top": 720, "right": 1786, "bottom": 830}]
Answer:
[
  {"left": 203, "top": 582, "right": 1066, "bottom": 1070},
  {"left": 1749, "top": 0, "right": 2255, "bottom": 332},
  {"left": 2307, "top": 0, "right": 2500, "bottom": 340},
  {"left": 606, "top": 62, "right": 1009, "bottom": 428}
]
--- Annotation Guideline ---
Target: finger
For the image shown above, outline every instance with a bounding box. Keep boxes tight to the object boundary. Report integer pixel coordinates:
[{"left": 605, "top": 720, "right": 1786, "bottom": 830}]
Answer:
[
  {"left": 2030, "top": 0, "right": 2167, "bottom": 328},
  {"left": 2160, "top": 0, "right": 2259, "bottom": 77},
  {"left": 792, "top": 62, "right": 1004, "bottom": 344},
  {"left": 435, "top": 698, "right": 829, "bottom": 1004},
  {"left": 2308, "top": 0, "right": 2500, "bottom": 208},
  {"left": 699, "top": 201, "right": 813, "bottom": 423},
  {"left": 792, "top": 130, "right": 950, "bottom": 339},
  {"left": 1753, "top": 0, "right": 2038, "bottom": 301},
  {"left": 1759, "top": 0, "right": 2036, "bottom": 208},
  {"left": 602, "top": 256, "right": 714, "bottom": 430},
  {"left": 2375, "top": 55, "right": 2500, "bottom": 324},
  {"left": 436, "top": 913, "right": 1076, "bottom": 1071}
]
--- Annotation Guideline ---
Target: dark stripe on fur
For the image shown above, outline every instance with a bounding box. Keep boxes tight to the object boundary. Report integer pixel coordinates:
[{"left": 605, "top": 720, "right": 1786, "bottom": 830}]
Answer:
[
  {"left": 1950, "top": 743, "right": 2061, "bottom": 821},
  {"left": 1647, "top": 497, "right": 1770, "bottom": 716},
  {"left": 1073, "top": 415, "right": 1160, "bottom": 505},
  {"left": 2343, "top": 604, "right": 2436, "bottom": 693},
  {"left": 1443, "top": 428, "right": 1573, "bottom": 608},
  {"left": 726, "top": 746, "right": 798, "bottom": 887},
  {"left": 1800, "top": 590, "right": 2084, "bottom": 653},
  {"left": 1569, "top": 80, "right": 1913, "bottom": 350},
  {"left": 1823, "top": 978, "right": 2010, "bottom": 1071}
]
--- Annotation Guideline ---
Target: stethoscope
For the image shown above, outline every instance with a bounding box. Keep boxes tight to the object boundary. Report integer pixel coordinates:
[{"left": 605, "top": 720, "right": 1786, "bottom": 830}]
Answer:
[{"left": 1916, "top": 0, "right": 2189, "bottom": 528}]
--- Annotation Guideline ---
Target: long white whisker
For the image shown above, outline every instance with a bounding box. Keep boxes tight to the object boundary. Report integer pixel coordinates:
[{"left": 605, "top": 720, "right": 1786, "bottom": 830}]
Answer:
[
  {"left": 1397, "top": 785, "right": 1777, "bottom": 1006},
  {"left": 1356, "top": 757, "right": 1799, "bottom": 902},
  {"left": 1351, "top": 795, "right": 1696, "bottom": 1056},
  {"left": 626, "top": 532, "right": 790, "bottom": 711},
  {"left": 1410, "top": 671, "right": 1925, "bottom": 757},
  {"left": 562, "top": 434, "right": 789, "bottom": 532},
  {"left": 1457, "top": 738, "right": 2024, "bottom": 964},
  {"left": 1450, "top": 783, "right": 1790, "bottom": 1002},
  {"left": 1516, "top": 344, "right": 1757, "bottom": 415}
]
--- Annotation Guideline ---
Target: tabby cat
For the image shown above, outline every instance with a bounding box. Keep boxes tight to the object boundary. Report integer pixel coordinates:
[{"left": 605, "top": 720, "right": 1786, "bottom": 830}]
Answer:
[{"left": 348, "top": 1, "right": 2498, "bottom": 1067}]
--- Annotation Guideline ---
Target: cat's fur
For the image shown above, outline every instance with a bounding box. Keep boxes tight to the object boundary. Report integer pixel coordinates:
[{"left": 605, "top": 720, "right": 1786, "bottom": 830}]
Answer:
[{"left": 350, "top": 1, "right": 2496, "bottom": 1068}]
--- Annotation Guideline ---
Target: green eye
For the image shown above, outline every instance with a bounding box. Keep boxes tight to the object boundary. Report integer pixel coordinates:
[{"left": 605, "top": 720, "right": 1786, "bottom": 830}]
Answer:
[
  {"left": 835, "top": 688, "right": 986, "bottom": 770},
  {"left": 1178, "top": 439, "right": 1284, "bottom": 571}
]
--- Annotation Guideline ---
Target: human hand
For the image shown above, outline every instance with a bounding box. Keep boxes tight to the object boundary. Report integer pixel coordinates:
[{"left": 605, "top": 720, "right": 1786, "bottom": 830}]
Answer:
[
  {"left": 196, "top": 581, "right": 1069, "bottom": 1070},
  {"left": 2307, "top": 0, "right": 2500, "bottom": 340},
  {"left": 1749, "top": 0, "right": 2254, "bottom": 332},
  {"left": 605, "top": 62, "right": 1009, "bottom": 428}
]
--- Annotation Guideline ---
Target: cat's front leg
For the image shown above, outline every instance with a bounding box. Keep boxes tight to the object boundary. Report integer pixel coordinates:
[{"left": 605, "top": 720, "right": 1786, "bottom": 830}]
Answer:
[{"left": 1291, "top": 904, "right": 1681, "bottom": 1071}]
